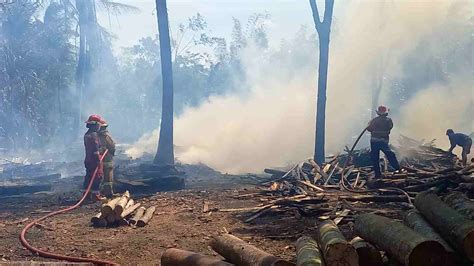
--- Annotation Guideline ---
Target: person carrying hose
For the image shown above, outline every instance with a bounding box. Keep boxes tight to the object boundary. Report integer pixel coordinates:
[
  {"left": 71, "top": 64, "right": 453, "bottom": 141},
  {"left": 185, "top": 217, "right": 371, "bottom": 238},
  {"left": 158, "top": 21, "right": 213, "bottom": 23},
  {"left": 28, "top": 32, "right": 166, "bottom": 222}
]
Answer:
[
  {"left": 83, "top": 114, "right": 104, "bottom": 200},
  {"left": 367, "top": 105, "right": 401, "bottom": 180},
  {"left": 98, "top": 118, "right": 116, "bottom": 198}
]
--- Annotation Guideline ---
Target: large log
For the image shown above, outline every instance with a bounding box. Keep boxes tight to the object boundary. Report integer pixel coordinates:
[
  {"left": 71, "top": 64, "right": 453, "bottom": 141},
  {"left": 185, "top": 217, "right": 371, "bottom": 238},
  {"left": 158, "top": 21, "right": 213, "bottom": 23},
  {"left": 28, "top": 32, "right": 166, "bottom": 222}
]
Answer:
[
  {"left": 443, "top": 192, "right": 474, "bottom": 220},
  {"left": 130, "top": 206, "right": 146, "bottom": 225},
  {"left": 317, "top": 220, "right": 358, "bottom": 266},
  {"left": 114, "top": 191, "right": 131, "bottom": 216},
  {"left": 210, "top": 234, "right": 294, "bottom": 266},
  {"left": 349, "top": 237, "right": 383, "bottom": 266},
  {"left": 136, "top": 206, "right": 156, "bottom": 227},
  {"left": 100, "top": 197, "right": 121, "bottom": 216},
  {"left": 161, "top": 248, "right": 233, "bottom": 266},
  {"left": 295, "top": 236, "right": 324, "bottom": 266},
  {"left": 404, "top": 210, "right": 456, "bottom": 265},
  {"left": 121, "top": 202, "right": 141, "bottom": 218},
  {"left": 414, "top": 191, "right": 474, "bottom": 261},
  {"left": 355, "top": 213, "right": 446, "bottom": 266}
]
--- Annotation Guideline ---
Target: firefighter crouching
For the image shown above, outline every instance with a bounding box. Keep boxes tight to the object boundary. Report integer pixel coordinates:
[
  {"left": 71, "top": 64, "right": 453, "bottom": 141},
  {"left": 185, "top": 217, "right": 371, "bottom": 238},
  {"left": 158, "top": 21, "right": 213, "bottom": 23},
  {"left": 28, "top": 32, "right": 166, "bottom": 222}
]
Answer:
[{"left": 98, "top": 118, "right": 116, "bottom": 198}]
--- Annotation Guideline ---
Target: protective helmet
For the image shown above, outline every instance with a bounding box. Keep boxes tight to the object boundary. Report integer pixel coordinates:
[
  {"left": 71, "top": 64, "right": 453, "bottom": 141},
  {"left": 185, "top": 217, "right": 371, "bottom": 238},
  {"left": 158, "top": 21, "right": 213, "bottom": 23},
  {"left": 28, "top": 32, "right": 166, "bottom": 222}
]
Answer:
[
  {"left": 446, "top": 129, "right": 454, "bottom": 135},
  {"left": 99, "top": 118, "right": 108, "bottom": 127},
  {"left": 85, "top": 114, "right": 103, "bottom": 125},
  {"left": 376, "top": 105, "right": 389, "bottom": 115}
]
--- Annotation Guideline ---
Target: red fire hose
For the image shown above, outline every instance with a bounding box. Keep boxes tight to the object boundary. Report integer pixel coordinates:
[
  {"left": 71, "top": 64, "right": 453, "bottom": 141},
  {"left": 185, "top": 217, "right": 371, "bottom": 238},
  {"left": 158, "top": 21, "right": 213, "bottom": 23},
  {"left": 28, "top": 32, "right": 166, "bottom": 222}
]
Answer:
[{"left": 19, "top": 150, "right": 119, "bottom": 266}]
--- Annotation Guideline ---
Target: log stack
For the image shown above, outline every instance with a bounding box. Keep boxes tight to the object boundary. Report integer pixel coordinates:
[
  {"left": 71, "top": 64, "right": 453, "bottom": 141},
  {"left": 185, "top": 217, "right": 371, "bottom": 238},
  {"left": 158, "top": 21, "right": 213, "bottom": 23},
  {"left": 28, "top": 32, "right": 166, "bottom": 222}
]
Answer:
[{"left": 90, "top": 191, "right": 155, "bottom": 228}]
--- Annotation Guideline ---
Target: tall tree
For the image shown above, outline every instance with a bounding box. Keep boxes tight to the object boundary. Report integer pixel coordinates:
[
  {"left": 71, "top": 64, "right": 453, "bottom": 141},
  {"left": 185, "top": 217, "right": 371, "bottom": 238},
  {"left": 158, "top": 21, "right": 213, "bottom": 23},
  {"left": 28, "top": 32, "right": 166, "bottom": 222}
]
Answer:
[
  {"left": 154, "top": 0, "right": 174, "bottom": 165},
  {"left": 309, "top": 0, "right": 334, "bottom": 164}
]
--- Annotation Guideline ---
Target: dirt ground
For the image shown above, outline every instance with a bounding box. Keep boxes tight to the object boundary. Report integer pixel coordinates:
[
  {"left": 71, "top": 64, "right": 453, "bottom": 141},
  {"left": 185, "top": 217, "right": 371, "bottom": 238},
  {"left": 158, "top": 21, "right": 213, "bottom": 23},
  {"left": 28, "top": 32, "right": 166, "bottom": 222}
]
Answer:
[{"left": 0, "top": 181, "right": 332, "bottom": 265}]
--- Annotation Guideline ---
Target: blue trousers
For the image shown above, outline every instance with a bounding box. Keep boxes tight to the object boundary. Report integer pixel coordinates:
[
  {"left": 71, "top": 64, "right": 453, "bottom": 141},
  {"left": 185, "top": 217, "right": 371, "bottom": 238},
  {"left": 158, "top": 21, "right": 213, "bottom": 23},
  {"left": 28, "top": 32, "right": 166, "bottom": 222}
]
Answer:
[{"left": 370, "top": 139, "right": 400, "bottom": 177}]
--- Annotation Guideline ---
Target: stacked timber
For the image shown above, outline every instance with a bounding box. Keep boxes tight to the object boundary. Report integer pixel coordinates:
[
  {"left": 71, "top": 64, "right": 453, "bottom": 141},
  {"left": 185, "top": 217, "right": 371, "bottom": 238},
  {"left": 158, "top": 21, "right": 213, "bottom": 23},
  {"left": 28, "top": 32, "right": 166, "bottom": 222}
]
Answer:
[{"left": 90, "top": 191, "right": 156, "bottom": 227}]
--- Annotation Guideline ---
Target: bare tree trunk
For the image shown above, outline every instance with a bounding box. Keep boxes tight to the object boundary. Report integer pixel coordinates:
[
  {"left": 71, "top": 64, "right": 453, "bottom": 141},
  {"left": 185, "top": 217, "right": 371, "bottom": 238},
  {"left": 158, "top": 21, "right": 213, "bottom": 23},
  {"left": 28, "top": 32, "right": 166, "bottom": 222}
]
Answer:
[
  {"left": 309, "top": 0, "right": 334, "bottom": 165},
  {"left": 154, "top": 0, "right": 174, "bottom": 165}
]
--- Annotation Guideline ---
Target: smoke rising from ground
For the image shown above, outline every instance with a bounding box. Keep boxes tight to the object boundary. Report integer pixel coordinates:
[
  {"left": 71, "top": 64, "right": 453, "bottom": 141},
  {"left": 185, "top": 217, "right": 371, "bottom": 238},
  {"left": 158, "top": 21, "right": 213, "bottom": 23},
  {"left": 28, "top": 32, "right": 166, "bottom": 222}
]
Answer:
[{"left": 127, "top": 0, "right": 472, "bottom": 173}]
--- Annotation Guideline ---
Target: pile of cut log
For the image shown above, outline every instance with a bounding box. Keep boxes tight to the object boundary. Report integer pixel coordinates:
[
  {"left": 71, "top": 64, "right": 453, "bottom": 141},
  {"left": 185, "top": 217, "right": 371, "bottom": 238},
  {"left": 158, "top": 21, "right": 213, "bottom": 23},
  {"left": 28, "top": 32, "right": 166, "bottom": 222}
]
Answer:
[
  {"left": 90, "top": 191, "right": 156, "bottom": 227},
  {"left": 160, "top": 191, "right": 474, "bottom": 266},
  {"left": 263, "top": 135, "right": 473, "bottom": 197}
]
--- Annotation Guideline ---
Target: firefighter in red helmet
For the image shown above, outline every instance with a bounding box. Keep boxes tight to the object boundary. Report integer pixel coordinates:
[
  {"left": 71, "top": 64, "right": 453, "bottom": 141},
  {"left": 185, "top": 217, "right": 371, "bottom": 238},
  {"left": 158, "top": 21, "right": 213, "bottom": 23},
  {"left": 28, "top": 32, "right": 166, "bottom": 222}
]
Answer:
[
  {"left": 367, "top": 105, "right": 401, "bottom": 180},
  {"left": 83, "top": 114, "right": 104, "bottom": 199},
  {"left": 98, "top": 118, "right": 116, "bottom": 198}
]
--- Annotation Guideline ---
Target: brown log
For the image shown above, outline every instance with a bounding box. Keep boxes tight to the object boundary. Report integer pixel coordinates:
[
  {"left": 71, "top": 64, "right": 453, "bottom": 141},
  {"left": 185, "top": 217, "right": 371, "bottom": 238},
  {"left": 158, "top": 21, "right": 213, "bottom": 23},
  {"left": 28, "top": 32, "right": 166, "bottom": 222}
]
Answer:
[
  {"left": 414, "top": 191, "right": 474, "bottom": 261},
  {"left": 349, "top": 237, "right": 383, "bottom": 266},
  {"left": 295, "top": 236, "right": 324, "bottom": 266},
  {"left": 121, "top": 202, "right": 141, "bottom": 218},
  {"left": 130, "top": 206, "right": 146, "bottom": 225},
  {"left": 100, "top": 197, "right": 121, "bottom": 216},
  {"left": 114, "top": 191, "right": 131, "bottom": 216},
  {"left": 317, "top": 220, "right": 358, "bottom": 266},
  {"left": 443, "top": 192, "right": 474, "bottom": 220},
  {"left": 404, "top": 210, "right": 457, "bottom": 266},
  {"left": 161, "top": 248, "right": 233, "bottom": 266},
  {"left": 355, "top": 213, "right": 446, "bottom": 266},
  {"left": 91, "top": 212, "right": 107, "bottom": 227},
  {"left": 210, "top": 234, "right": 294, "bottom": 266},
  {"left": 136, "top": 206, "right": 156, "bottom": 227},
  {"left": 105, "top": 213, "right": 117, "bottom": 225}
]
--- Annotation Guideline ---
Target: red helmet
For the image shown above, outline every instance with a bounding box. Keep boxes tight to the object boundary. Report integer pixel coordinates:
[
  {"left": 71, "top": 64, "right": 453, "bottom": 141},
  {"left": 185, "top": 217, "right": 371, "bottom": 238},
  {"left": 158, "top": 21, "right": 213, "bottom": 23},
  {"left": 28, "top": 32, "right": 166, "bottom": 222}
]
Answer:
[
  {"left": 99, "top": 118, "right": 108, "bottom": 127},
  {"left": 376, "top": 105, "right": 389, "bottom": 115},
  {"left": 85, "top": 114, "right": 103, "bottom": 125}
]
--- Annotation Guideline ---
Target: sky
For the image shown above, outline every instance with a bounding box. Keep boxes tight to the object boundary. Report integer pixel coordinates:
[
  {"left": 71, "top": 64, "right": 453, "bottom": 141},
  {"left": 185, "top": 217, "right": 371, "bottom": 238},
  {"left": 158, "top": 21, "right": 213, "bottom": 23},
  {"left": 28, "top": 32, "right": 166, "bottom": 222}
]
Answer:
[{"left": 96, "top": 0, "right": 333, "bottom": 53}]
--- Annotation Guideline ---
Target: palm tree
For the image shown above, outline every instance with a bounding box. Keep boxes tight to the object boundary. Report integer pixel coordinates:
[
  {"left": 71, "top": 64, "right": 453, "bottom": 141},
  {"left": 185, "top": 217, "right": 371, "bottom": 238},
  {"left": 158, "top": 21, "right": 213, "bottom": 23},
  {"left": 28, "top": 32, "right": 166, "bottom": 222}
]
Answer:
[{"left": 153, "top": 0, "right": 174, "bottom": 165}]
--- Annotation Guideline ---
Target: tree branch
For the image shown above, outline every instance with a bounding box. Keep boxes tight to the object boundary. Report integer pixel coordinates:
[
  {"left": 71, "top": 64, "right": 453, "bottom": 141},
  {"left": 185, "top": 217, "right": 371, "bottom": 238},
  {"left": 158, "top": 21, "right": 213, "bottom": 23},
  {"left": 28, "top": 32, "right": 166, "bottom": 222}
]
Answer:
[
  {"left": 309, "top": 0, "right": 322, "bottom": 32},
  {"left": 323, "top": 0, "right": 335, "bottom": 28}
]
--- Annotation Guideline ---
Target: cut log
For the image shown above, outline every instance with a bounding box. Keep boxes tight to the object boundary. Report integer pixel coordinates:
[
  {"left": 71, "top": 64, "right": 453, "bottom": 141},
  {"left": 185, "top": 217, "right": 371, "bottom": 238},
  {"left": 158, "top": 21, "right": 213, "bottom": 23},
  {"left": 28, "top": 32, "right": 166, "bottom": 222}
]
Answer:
[
  {"left": 100, "top": 197, "right": 121, "bottom": 216},
  {"left": 317, "top": 220, "right": 358, "bottom": 266},
  {"left": 444, "top": 192, "right": 474, "bottom": 220},
  {"left": 91, "top": 212, "right": 107, "bottom": 227},
  {"left": 355, "top": 213, "right": 447, "bottom": 266},
  {"left": 404, "top": 209, "right": 456, "bottom": 265},
  {"left": 121, "top": 202, "right": 141, "bottom": 218},
  {"left": 349, "top": 237, "right": 383, "bottom": 266},
  {"left": 161, "top": 248, "right": 233, "bottom": 266},
  {"left": 136, "top": 206, "right": 156, "bottom": 227},
  {"left": 414, "top": 191, "right": 474, "bottom": 261},
  {"left": 124, "top": 198, "right": 134, "bottom": 210},
  {"left": 210, "top": 234, "right": 294, "bottom": 266},
  {"left": 295, "top": 236, "right": 323, "bottom": 266},
  {"left": 114, "top": 191, "right": 131, "bottom": 216},
  {"left": 130, "top": 206, "right": 146, "bottom": 225},
  {"left": 105, "top": 213, "right": 116, "bottom": 226}
]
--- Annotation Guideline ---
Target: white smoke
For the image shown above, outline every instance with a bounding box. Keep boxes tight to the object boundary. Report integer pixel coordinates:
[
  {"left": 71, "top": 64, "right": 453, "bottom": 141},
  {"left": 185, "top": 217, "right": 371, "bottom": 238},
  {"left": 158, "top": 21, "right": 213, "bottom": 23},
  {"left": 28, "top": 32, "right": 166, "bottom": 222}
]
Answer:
[{"left": 127, "top": 0, "right": 472, "bottom": 173}]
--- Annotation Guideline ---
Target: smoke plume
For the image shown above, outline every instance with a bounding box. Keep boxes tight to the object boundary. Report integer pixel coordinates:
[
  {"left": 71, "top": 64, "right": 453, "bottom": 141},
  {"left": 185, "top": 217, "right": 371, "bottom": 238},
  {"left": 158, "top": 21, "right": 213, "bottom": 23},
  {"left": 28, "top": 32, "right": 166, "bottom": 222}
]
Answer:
[{"left": 127, "top": 0, "right": 472, "bottom": 173}]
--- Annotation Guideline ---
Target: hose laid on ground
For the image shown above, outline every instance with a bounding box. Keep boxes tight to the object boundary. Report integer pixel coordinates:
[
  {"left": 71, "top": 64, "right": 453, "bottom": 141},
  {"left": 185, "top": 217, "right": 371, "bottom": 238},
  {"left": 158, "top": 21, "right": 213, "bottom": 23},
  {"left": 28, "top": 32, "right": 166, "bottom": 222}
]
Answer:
[
  {"left": 338, "top": 127, "right": 412, "bottom": 205},
  {"left": 20, "top": 149, "right": 118, "bottom": 266}
]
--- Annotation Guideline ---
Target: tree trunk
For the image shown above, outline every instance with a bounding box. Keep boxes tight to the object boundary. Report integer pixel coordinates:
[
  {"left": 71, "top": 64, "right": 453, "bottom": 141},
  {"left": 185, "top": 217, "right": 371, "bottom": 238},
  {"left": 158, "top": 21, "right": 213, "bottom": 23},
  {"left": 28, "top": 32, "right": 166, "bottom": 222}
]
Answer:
[
  {"left": 443, "top": 192, "right": 474, "bottom": 220},
  {"left": 355, "top": 213, "right": 447, "bottom": 266},
  {"left": 210, "top": 234, "right": 294, "bottom": 266},
  {"left": 414, "top": 191, "right": 474, "bottom": 261},
  {"left": 161, "top": 248, "right": 233, "bottom": 266},
  {"left": 350, "top": 237, "right": 383, "bottom": 266},
  {"left": 295, "top": 236, "right": 324, "bottom": 266},
  {"left": 404, "top": 210, "right": 457, "bottom": 266},
  {"left": 309, "top": 0, "right": 334, "bottom": 165},
  {"left": 154, "top": 0, "right": 174, "bottom": 165},
  {"left": 317, "top": 220, "right": 358, "bottom": 266}
]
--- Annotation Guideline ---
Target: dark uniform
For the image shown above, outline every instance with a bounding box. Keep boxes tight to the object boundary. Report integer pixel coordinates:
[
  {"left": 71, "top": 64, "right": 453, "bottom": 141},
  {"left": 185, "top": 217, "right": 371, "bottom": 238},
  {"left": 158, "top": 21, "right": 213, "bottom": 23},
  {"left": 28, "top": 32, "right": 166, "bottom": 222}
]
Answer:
[
  {"left": 367, "top": 115, "right": 400, "bottom": 178},
  {"left": 83, "top": 129, "right": 103, "bottom": 191},
  {"left": 99, "top": 126, "right": 116, "bottom": 197},
  {"left": 447, "top": 130, "right": 472, "bottom": 166}
]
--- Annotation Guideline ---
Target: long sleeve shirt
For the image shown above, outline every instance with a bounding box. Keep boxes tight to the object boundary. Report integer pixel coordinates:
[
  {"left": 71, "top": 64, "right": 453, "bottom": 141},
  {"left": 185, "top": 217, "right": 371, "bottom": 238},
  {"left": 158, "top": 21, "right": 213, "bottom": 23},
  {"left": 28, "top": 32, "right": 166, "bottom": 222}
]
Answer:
[
  {"left": 448, "top": 133, "right": 472, "bottom": 151},
  {"left": 84, "top": 130, "right": 100, "bottom": 164},
  {"left": 367, "top": 116, "right": 393, "bottom": 141}
]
